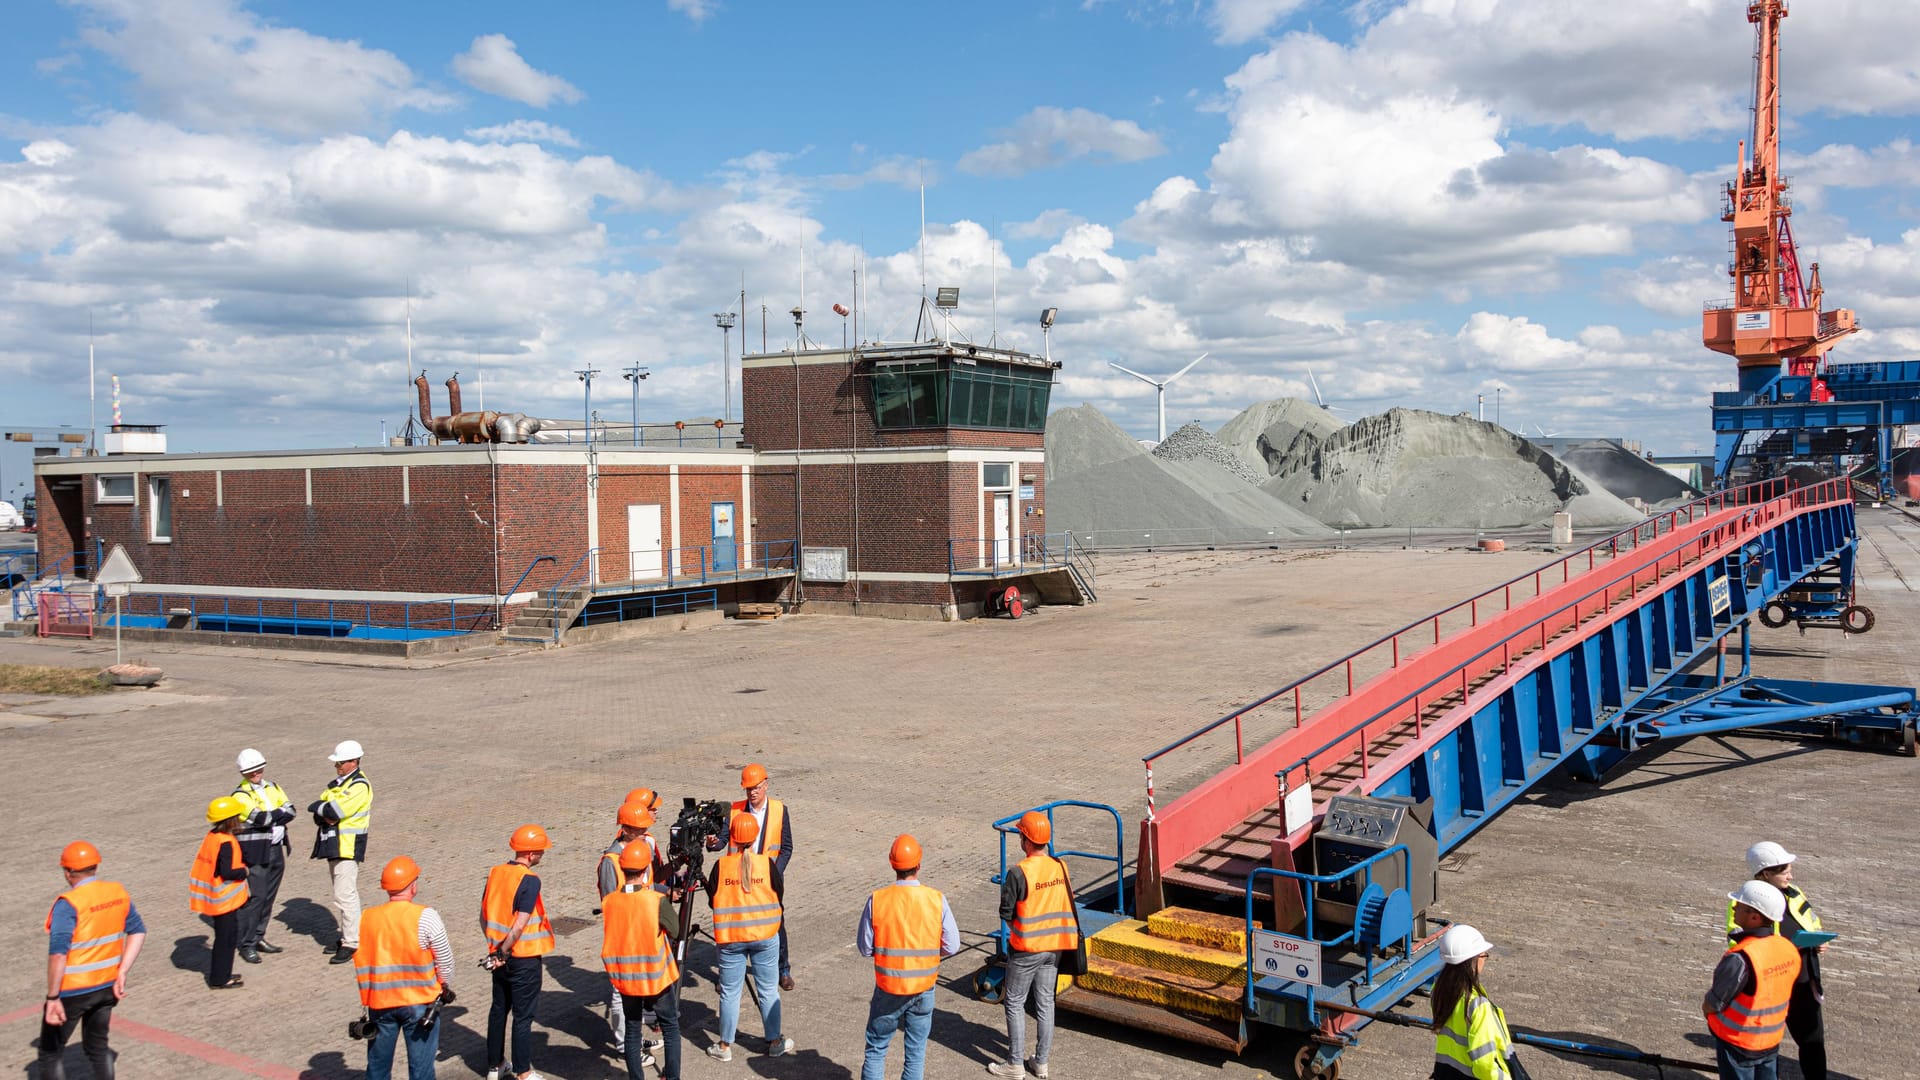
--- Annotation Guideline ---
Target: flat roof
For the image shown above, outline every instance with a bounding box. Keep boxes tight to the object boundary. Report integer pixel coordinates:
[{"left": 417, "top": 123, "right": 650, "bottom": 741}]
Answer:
[
  {"left": 742, "top": 341, "right": 1056, "bottom": 371},
  {"left": 34, "top": 441, "right": 753, "bottom": 475}
]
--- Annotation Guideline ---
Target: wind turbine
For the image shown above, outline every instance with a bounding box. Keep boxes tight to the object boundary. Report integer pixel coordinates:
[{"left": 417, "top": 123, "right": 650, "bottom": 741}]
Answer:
[
  {"left": 1109, "top": 352, "right": 1206, "bottom": 443},
  {"left": 1304, "top": 364, "right": 1353, "bottom": 417}
]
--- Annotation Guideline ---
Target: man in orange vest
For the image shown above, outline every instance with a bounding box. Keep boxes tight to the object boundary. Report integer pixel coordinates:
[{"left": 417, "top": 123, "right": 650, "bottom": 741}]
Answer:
[
  {"left": 355, "top": 856, "right": 454, "bottom": 1080},
  {"left": 1705, "top": 880, "right": 1802, "bottom": 1080},
  {"left": 703, "top": 812, "right": 792, "bottom": 1061},
  {"left": 856, "top": 835, "right": 959, "bottom": 1080},
  {"left": 604, "top": 841, "right": 682, "bottom": 1080},
  {"left": 601, "top": 796, "right": 667, "bottom": 1058},
  {"left": 733, "top": 763, "right": 798, "bottom": 989},
  {"left": 481, "top": 825, "right": 556, "bottom": 1080},
  {"left": 991, "top": 812, "right": 1078, "bottom": 1080},
  {"left": 40, "top": 841, "right": 146, "bottom": 1080}
]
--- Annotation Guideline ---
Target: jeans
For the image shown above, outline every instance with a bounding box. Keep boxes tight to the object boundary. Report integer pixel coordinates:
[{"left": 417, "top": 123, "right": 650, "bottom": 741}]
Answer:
[
  {"left": 622, "top": 984, "right": 681, "bottom": 1080},
  {"left": 716, "top": 937, "right": 782, "bottom": 1045},
  {"left": 1001, "top": 949, "right": 1057, "bottom": 1067},
  {"left": 487, "top": 955, "right": 543, "bottom": 1074},
  {"left": 330, "top": 858, "right": 362, "bottom": 947},
  {"left": 862, "top": 987, "right": 935, "bottom": 1080},
  {"left": 207, "top": 909, "right": 240, "bottom": 986},
  {"left": 1714, "top": 1038, "right": 1778, "bottom": 1080},
  {"left": 367, "top": 1003, "right": 437, "bottom": 1080},
  {"left": 236, "top": 850, "right": 285, "bottom": 948},
  {"left": 37, "top": 985, "right": 117, "bottom": 1080}
]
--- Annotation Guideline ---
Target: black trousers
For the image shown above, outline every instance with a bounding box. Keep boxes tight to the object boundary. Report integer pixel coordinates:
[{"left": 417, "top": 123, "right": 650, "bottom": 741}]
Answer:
[
  {"left": 236, "top": 849, "right": 286, "bottom": 948},
  {"left": 38, "top": 985, "right": 117, "bottom": 1080},
  {"left": 1786, "top": 977, "right": 1826, "bottom": 1080},
  {"left": 487, "top": 955, "right": 543, "bottom": 1074},
  {"left": 207, "top": 909, "right": 240, "bottom": 986}
]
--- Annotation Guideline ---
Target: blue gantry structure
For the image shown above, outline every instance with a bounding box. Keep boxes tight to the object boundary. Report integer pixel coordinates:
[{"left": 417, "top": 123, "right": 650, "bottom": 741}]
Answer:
[{"left": 1713, "top": 360, "right": 1920, "bottom": 498}]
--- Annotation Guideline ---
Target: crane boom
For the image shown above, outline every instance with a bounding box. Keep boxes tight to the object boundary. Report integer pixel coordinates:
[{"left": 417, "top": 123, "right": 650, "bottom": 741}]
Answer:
[{"left": 1702, "top": 0, "right": 1856, "bottom": 396}]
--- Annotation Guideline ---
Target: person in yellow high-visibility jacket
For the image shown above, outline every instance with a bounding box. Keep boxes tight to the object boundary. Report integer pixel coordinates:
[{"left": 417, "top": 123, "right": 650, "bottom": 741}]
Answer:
[{"left": 1430, "top": 925, "right": 1525, "bottom": 1080}]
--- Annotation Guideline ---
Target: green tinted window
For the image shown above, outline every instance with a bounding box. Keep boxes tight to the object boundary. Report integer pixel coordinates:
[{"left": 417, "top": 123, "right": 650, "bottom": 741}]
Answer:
[{"left": 869, "top": 359, "right": 1053, "bottom": 431}]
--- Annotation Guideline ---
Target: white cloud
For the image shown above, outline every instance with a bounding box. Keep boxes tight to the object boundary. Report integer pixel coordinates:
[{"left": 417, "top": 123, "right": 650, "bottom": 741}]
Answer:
[
  {"left": 452, "top": 34, "right": 583, "bottom": 108},
  {"left": 466, "top": 120, "right": 581, "bottom": 148},
  {"left": 958, "top": 107, "right": 1165, "bottom": 177},
  {"left": 668, "top": 0, "right": 719, "bottom": 23},
  {"left": 70, "top": 0, "right": 451, "bottom": 136},
  {"left": 1208, "top": 0, "right": 1310, "bottom": 45}
]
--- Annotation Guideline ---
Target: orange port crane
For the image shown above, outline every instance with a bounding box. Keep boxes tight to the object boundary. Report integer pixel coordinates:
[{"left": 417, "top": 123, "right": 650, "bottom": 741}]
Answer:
[{"left": 1702, "top": 0, "right": 1856, "bottom": 399}]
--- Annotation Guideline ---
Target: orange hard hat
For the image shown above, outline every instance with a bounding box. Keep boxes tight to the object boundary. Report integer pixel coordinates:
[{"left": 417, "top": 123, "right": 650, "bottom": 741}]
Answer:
[
  {"left": 889, "top": 834, "right": 922, "bottom": 871},
  {"left": 624, "top": 787, "right": 661, "bottom": 811},
  {"left": 510, "top": 824, "right": 552, "bottom": 853},
  {"left": 1017, "top": 811, "right": 1051, "bottom": 845},
  {"left": 60, "top": 841, "right": 101, "bottom": 871},
  {"left": 740, "top": 763, "right": 768, "bottom": 789},
  {"left": 618, "top": 840, "right": 653, "bottom": 872},
  {"left": 618, "top": 803, "right": 656, "bottom": 829},
  {"left": 380, "top": 856, "right": 421, "bottom": 892},
  {"left": 730, "top": 812, "right": 760, "bottom": 847}
]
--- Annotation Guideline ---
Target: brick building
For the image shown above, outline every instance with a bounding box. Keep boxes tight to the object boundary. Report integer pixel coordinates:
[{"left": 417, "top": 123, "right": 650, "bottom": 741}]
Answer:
[{"left": 32, "top": 338, "right": 1087, "bottom": 633}]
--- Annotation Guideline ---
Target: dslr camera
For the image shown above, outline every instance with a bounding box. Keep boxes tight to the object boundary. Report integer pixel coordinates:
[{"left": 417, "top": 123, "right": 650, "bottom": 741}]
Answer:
[{"left": 346, "top": 1012, "right": 375, "bottom": 1040}]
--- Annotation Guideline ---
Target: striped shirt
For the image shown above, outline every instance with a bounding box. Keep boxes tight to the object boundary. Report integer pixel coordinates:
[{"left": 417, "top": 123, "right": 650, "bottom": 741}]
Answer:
[{"left": 415, "top": 907, "right": 454, "bottom": 987}]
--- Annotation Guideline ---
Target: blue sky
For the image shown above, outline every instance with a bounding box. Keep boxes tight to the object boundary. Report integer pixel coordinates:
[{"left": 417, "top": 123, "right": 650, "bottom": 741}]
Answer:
[{"left": 4, "top": 0, "right": 1920, "bottom": 496}]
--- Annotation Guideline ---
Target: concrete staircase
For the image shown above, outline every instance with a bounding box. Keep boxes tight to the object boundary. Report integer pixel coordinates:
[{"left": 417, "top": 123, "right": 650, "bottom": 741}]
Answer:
[
  {"left": 1058, "top": 905, "right": 1249, "bottom": 1052},
  {"left": 500, "top": 587, "right": 591, "bottom": 645}
]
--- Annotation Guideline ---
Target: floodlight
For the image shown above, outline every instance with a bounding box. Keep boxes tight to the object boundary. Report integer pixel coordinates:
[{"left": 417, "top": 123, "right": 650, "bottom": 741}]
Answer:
[
  {"left": 1040, "top": 307, "right": 1058, "bottom": 329},
  {"left": 935, "top": 287, "right": 960, "bottom": 309}
]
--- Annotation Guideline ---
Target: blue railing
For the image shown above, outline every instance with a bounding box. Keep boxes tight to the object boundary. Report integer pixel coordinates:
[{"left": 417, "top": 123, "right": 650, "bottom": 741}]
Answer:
[
  {"left": 589, "top": 539, "right": 798, "bottom": 589},
  {"left": 988, "top": 800, "right": 1129, "bottom": 960},
  {"left": 1244, "top": 845, "right": 1416, "bottom": 1025},
  {"left": 948, "top": 531, "right": 1084, "bottom": 577},
  {"left": 580, "top": 588, "right": 718, "bottom": 626},
  {"left": 7, "top": 545, "right": 101, "bottom": 621},
  {"left": 106, "top": 592, "right": 496, "bottom": 639}
]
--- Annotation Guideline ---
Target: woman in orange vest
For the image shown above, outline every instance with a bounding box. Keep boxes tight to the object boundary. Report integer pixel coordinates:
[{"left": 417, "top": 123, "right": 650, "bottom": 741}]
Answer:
[
  {"left": 480, "top": 825, "right": 555, "bottom": 1080},
  {"left": 191, "top": 797, "right": 251, "bottom": 989},
  {"left": 702, "top": 812, "right": 791, "bottom": 1061},
  {"left": 603, "top": 841, "right": 682, "bottom": 1080},
  {"left": 992, "top": 812, "right": 1077, "bottom": 1080},
  {"left": 857, "top": 835, "right": 959, "bottom": 1080},
  {"left": 41, "top": 841, "right": 148, "bottom": 1080},
  {"left": 1705, "top": 881, "right": 1802, "bottom": 1080}
]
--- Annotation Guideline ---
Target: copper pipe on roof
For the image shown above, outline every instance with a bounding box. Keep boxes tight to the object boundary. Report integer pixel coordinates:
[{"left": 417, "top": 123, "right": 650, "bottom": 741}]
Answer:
[
  {"left": 415, "top": 372, "right": 434, "bottom": 422},
  {"left": 446, "top": 373, "right": 463, "bottom": 416}
]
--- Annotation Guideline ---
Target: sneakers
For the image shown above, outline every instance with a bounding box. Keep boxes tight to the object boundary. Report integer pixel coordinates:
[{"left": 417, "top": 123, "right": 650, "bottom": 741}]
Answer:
[
  {"left": 767, "top": 1036, "right": 794, "bottom": 1057},
  {"left": 485, "top": 1070, "right": 502, "bottom": 1080},
  {"left": 1026, "top": 1058, "right": 1050, "bottom": 1079},
  {"left": 705, "top": 1044, "right": 733, "bottom": 1062},
  {"left": 642, "top": 1034, "right": 665, "bottom": 1053},
  {"left": 987, "top": 1064, "right": 1023, "bottom": 1078}
]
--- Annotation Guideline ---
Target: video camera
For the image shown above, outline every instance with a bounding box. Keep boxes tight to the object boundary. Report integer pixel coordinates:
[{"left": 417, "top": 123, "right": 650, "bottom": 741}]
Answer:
[{"left": 667, "top": 797, "right": 731, "bottom": 885}]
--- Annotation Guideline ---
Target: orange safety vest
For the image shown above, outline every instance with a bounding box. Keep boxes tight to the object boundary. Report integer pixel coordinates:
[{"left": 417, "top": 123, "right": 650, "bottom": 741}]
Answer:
[
  {"left": 355, "top": 901, "right": 441, "bottom": 1009},
  {"left": 1708, "top": 932, "right": 1801, "bottom": 1051},
  {"left": 711, "top": 851, "right": 781, "bottom": 944},
  {"left": 45, "top": 880, "right": 132, "bottom": 995},
  {"left": 731, "top": 798, "right": 786, "bottom": 858},
  {"left": 189, "top": 833, "right": 249, "bottom": 916},
  {"left": 602, "top": 834, "right": 658, "bottom": 892},
  {"left": 481, "top": 863, "right": 554, "bottom": 958},
  {"left": 870, "top": 883, "right": 945, "bottom": 995},
  {"left": 1009, "top": 854, "right": 1077, "bottom": 953},
  {"left": 602, "top": 887, "right": 679, "bottom": 997}
]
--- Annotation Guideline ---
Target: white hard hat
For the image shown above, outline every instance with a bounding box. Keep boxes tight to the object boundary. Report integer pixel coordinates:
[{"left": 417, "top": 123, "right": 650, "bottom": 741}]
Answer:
[
  {"left": 1745, "top": 841, "right": 1796, "bottom": 876},
  {"left": 328, "top": 740, "right": 365, "bottom": 763},
  {"left": 236, "top": 748, "right": 267, "bottom": 772},
  {"left": 1438, "top": 924, "right": 1494, "bottom": 965},
  {"left": 1728, "top": 880, "right": 1787, "bottom": 923}
]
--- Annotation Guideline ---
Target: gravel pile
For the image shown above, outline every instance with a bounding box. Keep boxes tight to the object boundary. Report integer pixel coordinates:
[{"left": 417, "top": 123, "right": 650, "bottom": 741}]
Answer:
[
  {"left": 1151, "top": 422, "right": 1264, "bottom": 486},
  {"left": 1217, "top": 398, "right": 1345, "bottom": 477},
  {"left": 1261, "top": 408, "right": 1645, "bottom": 529},
  {"left": 1550, "top": 440, "right": 1699, "bottom": 505}
]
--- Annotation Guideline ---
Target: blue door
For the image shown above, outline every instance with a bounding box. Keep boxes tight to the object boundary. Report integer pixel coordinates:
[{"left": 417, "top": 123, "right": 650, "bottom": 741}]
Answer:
[{"left": 711, "top": 502, "right": 737, "bottom": 572}]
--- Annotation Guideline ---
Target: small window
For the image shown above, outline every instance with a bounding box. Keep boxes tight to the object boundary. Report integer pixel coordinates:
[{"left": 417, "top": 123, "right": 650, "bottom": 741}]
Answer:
[
  {"left": 148, "top": 477, "right": 172, "bottom": 541},
  {"left": 982, "top": 463, "right": 1012, "bottom": 489},
  {"left": 97, "top": 474, "right": 135, "bottom": 503}
]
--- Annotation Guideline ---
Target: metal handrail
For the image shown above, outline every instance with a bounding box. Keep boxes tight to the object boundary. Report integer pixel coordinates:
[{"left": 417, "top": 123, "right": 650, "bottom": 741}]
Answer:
[
  {"left": 1262, "top": 477, "right": 1853, "bottom": 802},
  {"left": 988, "top": 800, "right": 1128, "bottom": 959},
  {"left": 501, "top": 554, "right": 558, "bottom": 627},
  {"left": 110, "top": 592, "right": 497, "bottom": 635},
  {"left": 948, "top": 531, "right": 1079, "bottom": 576},
  {"left": 1138, "top": 476, "right": 1823, "bottom": 818},
  {"left": 1244, "top": 846, "right": 1413, "bottom": 1026}
]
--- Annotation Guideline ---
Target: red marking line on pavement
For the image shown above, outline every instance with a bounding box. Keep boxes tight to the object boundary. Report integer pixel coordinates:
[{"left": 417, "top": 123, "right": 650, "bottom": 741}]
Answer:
[{"left": 3, "top": 1006, "right": 311, "bottom": 1079}]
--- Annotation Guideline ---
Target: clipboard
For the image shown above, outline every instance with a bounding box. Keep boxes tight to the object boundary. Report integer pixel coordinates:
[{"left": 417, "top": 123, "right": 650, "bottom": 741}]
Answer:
[{"left": 1789, "top": 929, "right": 1836, "bottom": 950}]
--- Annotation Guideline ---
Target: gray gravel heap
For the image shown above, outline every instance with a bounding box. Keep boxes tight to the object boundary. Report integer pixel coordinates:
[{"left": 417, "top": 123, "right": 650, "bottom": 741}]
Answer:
[{"left": 1151, "top": 422, "right": 1265, "bottom": 486}]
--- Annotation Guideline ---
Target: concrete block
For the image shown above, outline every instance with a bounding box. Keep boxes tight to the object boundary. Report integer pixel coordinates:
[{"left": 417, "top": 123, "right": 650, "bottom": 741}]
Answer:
[{"left": 1551, "top": 512, "right": 1573, "bottom": 545}]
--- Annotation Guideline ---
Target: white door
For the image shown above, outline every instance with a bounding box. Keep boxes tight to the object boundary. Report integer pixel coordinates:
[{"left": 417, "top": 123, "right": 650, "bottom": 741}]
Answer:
[
  {"left": 627, "top": 504, "right": 663, "bottom": 578},
  {"left": 992, "top": 493, "right": 1014, "bottom": 567}
]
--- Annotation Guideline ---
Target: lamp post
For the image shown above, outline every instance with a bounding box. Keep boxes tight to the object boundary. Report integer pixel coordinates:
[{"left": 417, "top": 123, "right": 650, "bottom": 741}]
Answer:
[
  {"left": 1495, "top": 386, "right": 1502, "bottom": 428},
  {"left": 1040, "top": 307, "right": 1058, "bottom": 362},
  {"left": 623, "top": 365, "right": 649, "bottom": 446},
  {"left": 575, "top": 368, "right": 600, "bottom": 444},
  {"left": 715, "top": 312, "right": 737, "bottom": 423}
]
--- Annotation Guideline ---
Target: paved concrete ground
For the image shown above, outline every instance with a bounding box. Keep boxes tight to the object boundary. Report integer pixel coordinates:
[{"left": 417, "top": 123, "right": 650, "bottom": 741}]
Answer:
[{"left": 4, "top": 518, "right": 1914, "bottom": 1080}]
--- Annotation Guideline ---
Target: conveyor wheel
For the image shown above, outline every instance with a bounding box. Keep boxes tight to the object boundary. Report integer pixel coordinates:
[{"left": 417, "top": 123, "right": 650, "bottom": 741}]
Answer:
[
  {"left": 1293, "top": 1045, "right": 1341, "bottom": 1080},
  {"left": 1759, "top": 602, "right": 1791, "bottom": 628},
  {"left": 1841, "top": 605, "right": 1874, "bottom": 634}
]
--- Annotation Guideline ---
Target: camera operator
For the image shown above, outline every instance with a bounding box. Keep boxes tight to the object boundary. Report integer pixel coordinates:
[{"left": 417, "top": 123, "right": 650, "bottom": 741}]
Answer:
[
  {"left": 605, "top": 841, "right": 683, "bottom": 1080},
  {"left": 600, "top": 797, "right": 667, "bottom": 1059},
  {"left": 353, "top": 856, "right": 453, "bottom": 1080}
]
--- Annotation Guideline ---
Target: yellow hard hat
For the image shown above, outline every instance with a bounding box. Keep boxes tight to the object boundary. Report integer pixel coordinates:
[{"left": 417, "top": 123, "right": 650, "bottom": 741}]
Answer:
[{"left": 206, "top": 796, "right": 247, "bottom": 824}]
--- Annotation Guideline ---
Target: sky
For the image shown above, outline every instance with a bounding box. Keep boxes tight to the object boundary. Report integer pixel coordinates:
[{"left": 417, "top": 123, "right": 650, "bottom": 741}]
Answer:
[{"left": 4, "top": 0, "right": 1920, "bottom": 495}]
